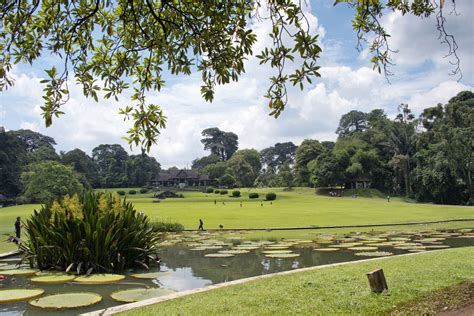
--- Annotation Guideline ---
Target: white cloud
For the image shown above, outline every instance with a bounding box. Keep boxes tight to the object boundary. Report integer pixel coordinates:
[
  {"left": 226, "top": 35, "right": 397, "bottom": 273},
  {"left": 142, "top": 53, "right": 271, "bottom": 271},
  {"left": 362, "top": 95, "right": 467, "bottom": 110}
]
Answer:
[{"left": 1, "top": 4, "right": 472, "bottom": 169}]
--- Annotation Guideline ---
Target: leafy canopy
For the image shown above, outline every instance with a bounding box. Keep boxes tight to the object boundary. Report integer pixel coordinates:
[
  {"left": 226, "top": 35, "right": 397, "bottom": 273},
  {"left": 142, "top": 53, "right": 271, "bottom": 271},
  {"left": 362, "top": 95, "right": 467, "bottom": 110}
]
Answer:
[{"left": 0, "top": 0, "right": 457, "bottom": 150}]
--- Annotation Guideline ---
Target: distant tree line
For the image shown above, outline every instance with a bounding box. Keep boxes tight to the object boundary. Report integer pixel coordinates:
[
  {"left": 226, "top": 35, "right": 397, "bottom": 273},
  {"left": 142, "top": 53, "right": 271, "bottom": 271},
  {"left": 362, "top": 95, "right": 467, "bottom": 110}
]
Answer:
[
  {"left": 190, "top": 91, "right": 473, "bottom": 205},
  {"left": 1, "top": 91, "right": 471, "bottom": 205},
  {"left": 0, "top": 131, "right": 160, "bottom": 202}
]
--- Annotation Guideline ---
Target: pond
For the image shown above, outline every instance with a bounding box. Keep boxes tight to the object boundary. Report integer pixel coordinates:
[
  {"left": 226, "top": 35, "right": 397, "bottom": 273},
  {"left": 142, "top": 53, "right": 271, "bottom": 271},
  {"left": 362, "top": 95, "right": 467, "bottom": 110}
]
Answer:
[{"left": 1, "top": 228, "right": 473, "bottom": 315}]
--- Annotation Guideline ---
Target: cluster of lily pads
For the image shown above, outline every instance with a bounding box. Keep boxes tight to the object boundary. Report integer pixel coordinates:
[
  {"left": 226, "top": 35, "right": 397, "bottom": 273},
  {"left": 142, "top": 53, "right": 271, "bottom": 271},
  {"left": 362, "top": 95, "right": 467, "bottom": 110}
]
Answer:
[
  {"left": 158, "top": 228, "right": 474, "bottom": 259},
  {"left": 0, "top": 268, "right": 175, "bottom": 310}
]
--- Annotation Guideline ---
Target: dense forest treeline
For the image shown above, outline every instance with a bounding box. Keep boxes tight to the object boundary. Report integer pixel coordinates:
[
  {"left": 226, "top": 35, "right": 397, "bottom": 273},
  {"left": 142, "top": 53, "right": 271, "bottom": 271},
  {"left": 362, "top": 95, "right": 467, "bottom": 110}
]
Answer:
[{"left": 0, "top": 91, "right": 472, "bottom": 205}]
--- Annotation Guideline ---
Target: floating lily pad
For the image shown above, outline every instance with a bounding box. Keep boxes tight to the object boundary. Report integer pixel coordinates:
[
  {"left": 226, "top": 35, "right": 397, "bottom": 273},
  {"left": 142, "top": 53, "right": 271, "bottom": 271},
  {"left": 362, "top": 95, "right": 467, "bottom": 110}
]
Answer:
[
  {"left": 29, "top": 292, "right": 102, "bottom": 309},
  {"left": 0, "top": 269, "right": 38, "bottom": 276},
  {"left": 74, "top": 274, "right": 125, "bottom": 284},
  {"left": 110, "top": 288, "right": 176, "bottom": 303},
  {"left": 329, "top": 243, "right": 363, "bottom": 248},
  {"left": 265, "top": 253, "right": 300, "bottom": 259},
  {"left": 264, "top": 246, "right": 290, "bottom": 250},
  {"left": 0, "top": 264, "right": 20, "bottom": 271},
  {"left": 0, "top": 289, "right": 45, "bottom": 303},
  {"left": 130, "top": 272, "right": 171, "bottom": 279},
  {"left": 204, "top": 253, "right": 234, "bottom": 258},
  {"left": 262, "top": 250, "right": 293, "bottom": 254},
  {"left": 218, "top": 250, "right": 249, "bottom": 255},
  {"left": 31, "top": 274, "right": 76, "bottom": 284},
  {"left": 233, "top": 246, "right": 260, "bottom": 250},
  {"left": 314, "top": 248, "right": 339, "bottom": 252},
  {"left": 354, "top": 251, "right": 393, "bottom": 257},
  {"left": 389, "top": 237, "right": 411, "bottom": 241},
  {"left": 425, "top": 245, "right": 450, "bottom": 249},
  {"left": 348, "top": 246, "right": 378, "bottom": 251}
]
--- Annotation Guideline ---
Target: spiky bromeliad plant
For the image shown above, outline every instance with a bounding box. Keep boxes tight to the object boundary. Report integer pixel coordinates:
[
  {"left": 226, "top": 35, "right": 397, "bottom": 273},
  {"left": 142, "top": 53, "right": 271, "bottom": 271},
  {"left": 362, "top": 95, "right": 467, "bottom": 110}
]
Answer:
[{"left": 21, "top": 192, "right": 161, "bottom": 274}]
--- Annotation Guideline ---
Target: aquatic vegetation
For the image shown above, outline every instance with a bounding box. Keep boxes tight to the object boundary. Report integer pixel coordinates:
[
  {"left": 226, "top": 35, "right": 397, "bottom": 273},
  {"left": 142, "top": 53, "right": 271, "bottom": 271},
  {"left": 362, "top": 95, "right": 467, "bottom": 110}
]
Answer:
[
  {"left": 0, "top": 289, "right": 45, "bottom": 303},
  {"left": 130, "top": 272, "right": 171, "bottom": 279},
  {"left": 31, "top": 274, "right": 76, "bottom": 284},
  {"left": 29, "top": 292, "right": 102, "bottom": 309},
  {"left": 353, "top": 251, "right": 394, "bottom": 257},
  {"left": 0, "top": 269, "right": 38, "bottom": 276},
  {"left": 74, "top": 274, "right": 125, "bottom": 284},
  {"left": 111, "top": 288, "right": 176, "bottom": 303}
]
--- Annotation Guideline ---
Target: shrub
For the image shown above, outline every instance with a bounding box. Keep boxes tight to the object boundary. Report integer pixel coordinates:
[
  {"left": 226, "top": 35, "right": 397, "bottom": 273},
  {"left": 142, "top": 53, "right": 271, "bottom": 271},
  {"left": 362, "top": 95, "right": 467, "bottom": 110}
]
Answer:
[
  {"left": 249, "top": 192, "right": 259, "bottom": 199},
  {"left": 206, "top": 188, "right": 214, "bottom": 193},
  {"left": 220, "top": 189, "right": 228, "bottom": 195},
  {"left": 152, "top": 221, "right": 184, "bottom": 233},
  {"left": 128, "top": 189, "right": 137, "bottom": 195},
  {"left": 214, "top": 189, "right": 220, "bottom": 194},
  {"left": 232, "top": 190, "right": 241, "bottom": 197},
  {"left": 22, "top": 192, "right": 160, "bottom": 273},
  {"left": 139, "top": 188, "right": 148, "bottom": 194},
  {"left": 116, "top": 190, "right": 126, "bottom": 196},
  {"left": 266, "top": 192, "right": 277, "bottom": 201}
]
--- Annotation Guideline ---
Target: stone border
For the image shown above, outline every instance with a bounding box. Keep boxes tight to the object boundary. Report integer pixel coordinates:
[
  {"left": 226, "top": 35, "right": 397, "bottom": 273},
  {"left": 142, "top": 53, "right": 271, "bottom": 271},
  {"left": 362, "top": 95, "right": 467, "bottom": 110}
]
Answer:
[
  {"left": 183, "top": 218, "right": 474, "bottom": 232},
  {"left": 81, "top": 249, "right": 454, "bottom": 316}
]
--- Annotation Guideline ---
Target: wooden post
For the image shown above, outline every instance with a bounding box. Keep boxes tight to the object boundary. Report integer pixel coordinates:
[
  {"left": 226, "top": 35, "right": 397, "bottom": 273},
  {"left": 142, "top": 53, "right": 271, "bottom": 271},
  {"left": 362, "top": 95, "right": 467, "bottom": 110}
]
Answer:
[{"left": 366, "top": 268, "right": 388, "bottom": 293}]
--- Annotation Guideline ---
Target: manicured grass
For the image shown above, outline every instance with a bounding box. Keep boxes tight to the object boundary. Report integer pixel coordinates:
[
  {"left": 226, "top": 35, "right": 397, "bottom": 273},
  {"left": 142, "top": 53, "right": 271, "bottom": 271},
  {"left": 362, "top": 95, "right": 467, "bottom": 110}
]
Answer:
[
  {"left": 0, "top": 188, "right": 473, "bottom": 241},
  {"left": 121, "top": 247, "right": 474, "bottom": 315}
]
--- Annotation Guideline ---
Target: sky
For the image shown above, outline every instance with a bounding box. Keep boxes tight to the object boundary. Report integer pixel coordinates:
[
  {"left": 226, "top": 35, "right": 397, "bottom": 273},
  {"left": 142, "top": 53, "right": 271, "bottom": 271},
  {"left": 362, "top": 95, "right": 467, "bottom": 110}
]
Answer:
[{"left": 1, "top": 1, "right": 473, "bottom": 168}]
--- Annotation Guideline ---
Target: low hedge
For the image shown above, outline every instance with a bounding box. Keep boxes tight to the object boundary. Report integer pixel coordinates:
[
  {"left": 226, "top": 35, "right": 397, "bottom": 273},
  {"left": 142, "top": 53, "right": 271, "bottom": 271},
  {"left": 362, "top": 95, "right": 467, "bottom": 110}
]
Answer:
[
  {"left": 214, "top": 189, "right": 220, "bottom": 194},
  {"left": 266, "top": 192, "right": 276, "bottom": 201},
  {"left": 116, "top": 190, "right": 126, "bottom": 196},
  {"left": 232, "top": 190, "right": 241, "bottom": 197},
  {"left": 249, "top": 192, "right": 259, "bottom": 199},
  {"left": 128, "top": 190, "right": 137, "bottom": 195},
  {"left": 206, "top": 188, "right": 214, "bottom": 193},
  {"left": 220, "top": 189, "right": 228, "bottom": 195},
  {"left": 139, "top": 188, "right": 148, "bottom": 194}
]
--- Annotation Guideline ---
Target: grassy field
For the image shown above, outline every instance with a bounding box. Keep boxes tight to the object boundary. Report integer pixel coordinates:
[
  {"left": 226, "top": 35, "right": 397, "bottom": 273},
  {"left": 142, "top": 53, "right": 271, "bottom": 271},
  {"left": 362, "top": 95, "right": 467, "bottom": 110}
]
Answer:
[
  {"left": 0, "top": 187, "right": 473, "bottom": 251},
  {"left": 122, "top": 247, "right": 474, "bottom": 315}
]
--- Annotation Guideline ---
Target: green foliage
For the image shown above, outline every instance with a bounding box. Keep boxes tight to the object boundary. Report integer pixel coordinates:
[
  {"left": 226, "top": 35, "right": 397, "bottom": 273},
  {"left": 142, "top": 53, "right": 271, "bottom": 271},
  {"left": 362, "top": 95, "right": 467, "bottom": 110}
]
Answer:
[
  {"left": 214, "top": 189, "right": 220, "bottom": 194},
  {"left": 260, "top": 142, "right": 297, "bottom": 173},
  {"left": 220, "top": 190, "right": 228, "bottom": 195},
  {"left": 21, "top": 161, "right": 83, "bottom": 202},
  {"left": 22, "top": 192, "right": 161, "bottom": 273},
  {"left": 249, "top": 193, "right": 259, "bottom": 199},
  {"left": 201, "top": 128, "right": 238, "bottom": 161},
  {"left": 295, "top": 139, "right": 326, "bottom": 186},
  {"left": 151, "top": 221, "right": 184, "bottom": 233},
  {"left": 139, "top": 188, "right": 148, "bottom": 194},
  {"left": 116, "top": 190, "right": 126, "bottom": 196},
  {"left": 92, "top": 144, "right": 129, "bottom": 188},
  {"left": 61, "top": 149, "right": 100, "bottom": 189},
  {"left": 206, "top": 188, "right": 214, "bottom": 193},
  {"left": 219, "top": 173, "right": 236, "bottom": 188},
  {"left": 232, "top": 190, "right": 241, "bottom": 197},
  {"left": 192, "top": 155, "right": 221, "bottom": 170},
  {"left": 227, "top": 149, "right": 261, "bottom": 187},
  {"left": 0, "top": 129, "right": 27, "bottom": 197},
  {"left": 265, "top": 192, "right": 277, "bottom": 201},
  {"left": 128, "top": 190, "right": 137, "bottom": 195},
  {"left": 342, "top": 188, "right": 385, "bottom": 198}
]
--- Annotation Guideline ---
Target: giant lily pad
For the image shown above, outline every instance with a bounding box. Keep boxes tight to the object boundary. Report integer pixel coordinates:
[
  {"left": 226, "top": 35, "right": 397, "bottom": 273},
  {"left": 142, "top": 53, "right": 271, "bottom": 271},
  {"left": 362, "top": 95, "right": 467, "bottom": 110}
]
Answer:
[
  {"left": 262, "top": 250, "right": 293, "bottom": 254},
  {"left": 0, "top": 269, "right": 38, "bottom": 276},
  {"left": 110, "top": 288, "right": 176, "bottom": 303},
  {"left": 348, "top": 246, "right": 378, "bottom": 251},
  {"left": 31, "top": 274, "right": 76, "bottom": 284},
  {"left": 314, "top": 248, "right": 339, "bottom": 252},
  {"left": 74, "top": 274, "right": 125, "bottom": 284},
  {"left": 130, "top": 272, "right": 171, "bottom": 279},
  {"left": 265, "top": 253, "right": 300, "bottom": 259},
  {"left": 29, "top": 292, "right": 102, "bottom": 309},
  {"left": 204, "top": 253, "right": 234, "bottom": 258},
  {"left": 354, "top": 251, "right": 394, "bottom": 257},
  {"left": 218, "top": 250, "right": 249, "bottom": 255},
  {"left": 0, "top": 289, "right": 45, "bottom": 303}
]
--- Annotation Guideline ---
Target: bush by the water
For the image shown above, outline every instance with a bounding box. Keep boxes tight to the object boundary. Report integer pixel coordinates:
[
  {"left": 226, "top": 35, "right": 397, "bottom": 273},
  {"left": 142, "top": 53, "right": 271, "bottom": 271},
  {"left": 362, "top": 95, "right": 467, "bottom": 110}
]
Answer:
[
  {"left": 22, "top": 192, "right": 160, "bottom": 273},
  {"left": 128, "top": 189, "right": 137, "bottom": 195},
  {"left": 232, "top": 190, "right": 241, "bottom": 197},
  {"left": 249, "top": 192, "right": 259, "bottom": 199},
  {"left": 116, "top": 190, "right": 126, "bottom": 196},
  {"left": 220, "top": 189, "right": 228, "bottom": 195},
  {"left": 151, "top": 221, "right": 184, "bottom": 233},
  {"left": 139, "top": 188, "right": 148, "bottom": 194},
  {"left": 266, "top": 192, "right": 276, "bottom": 201},
  {"left": 214, "top": 189, "right": 220, "bottom": 194},
  {"left": 206, "top": 188, "right": 214, "bottom": 193}
]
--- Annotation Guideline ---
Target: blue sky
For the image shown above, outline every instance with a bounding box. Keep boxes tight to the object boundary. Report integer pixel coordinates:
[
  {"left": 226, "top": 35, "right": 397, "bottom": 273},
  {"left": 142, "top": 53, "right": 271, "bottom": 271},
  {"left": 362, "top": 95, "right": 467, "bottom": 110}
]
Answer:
[{"left": 1, "top": 1, "right": 473, "bottom": 168}]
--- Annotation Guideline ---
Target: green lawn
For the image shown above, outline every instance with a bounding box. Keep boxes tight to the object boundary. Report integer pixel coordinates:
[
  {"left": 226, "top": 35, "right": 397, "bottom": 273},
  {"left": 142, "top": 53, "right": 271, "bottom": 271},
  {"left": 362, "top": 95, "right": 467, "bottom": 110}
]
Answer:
[
  {"left": 122, "top": 247, "right": 474, "bottom": 315},
  {"left": 1, "top": 187, "right": 473, "bottom": 245}
]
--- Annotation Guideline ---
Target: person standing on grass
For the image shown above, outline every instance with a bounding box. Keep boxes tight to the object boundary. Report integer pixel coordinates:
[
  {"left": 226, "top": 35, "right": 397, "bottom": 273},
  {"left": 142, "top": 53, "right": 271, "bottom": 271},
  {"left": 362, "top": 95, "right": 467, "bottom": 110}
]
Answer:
[
  {"left": 240, "top": 201, "right": 242, "bottom": 207},
  {"left": 387, "top": 195, "right": 390, "bottom": 202},
  {"left": 14, "top": 217, "right": 21, "bottom": 239},
  {"left": 198, "top": 219, "right": 204, "bottom": 231}
]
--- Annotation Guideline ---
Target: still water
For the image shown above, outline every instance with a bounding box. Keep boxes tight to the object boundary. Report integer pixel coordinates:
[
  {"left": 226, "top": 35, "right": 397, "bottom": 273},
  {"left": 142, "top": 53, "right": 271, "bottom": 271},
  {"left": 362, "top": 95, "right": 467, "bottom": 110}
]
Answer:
[{"left": 1, "top": 229, "right": 473, "bottom": 315}]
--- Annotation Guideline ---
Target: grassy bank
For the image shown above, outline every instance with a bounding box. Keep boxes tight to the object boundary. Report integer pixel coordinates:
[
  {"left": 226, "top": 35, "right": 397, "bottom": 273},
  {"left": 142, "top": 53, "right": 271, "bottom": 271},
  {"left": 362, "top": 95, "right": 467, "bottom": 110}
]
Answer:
[
  {"left": 122, "top": 247, "right": 474, "bottom": 315},
  {"left": 0, "top": 188, "right": 473, "bottom": 241}
]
